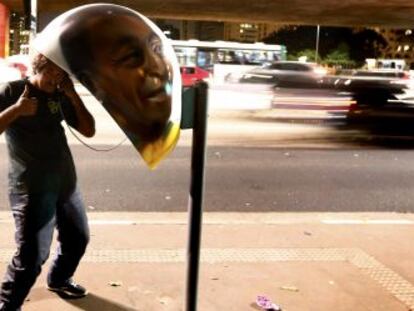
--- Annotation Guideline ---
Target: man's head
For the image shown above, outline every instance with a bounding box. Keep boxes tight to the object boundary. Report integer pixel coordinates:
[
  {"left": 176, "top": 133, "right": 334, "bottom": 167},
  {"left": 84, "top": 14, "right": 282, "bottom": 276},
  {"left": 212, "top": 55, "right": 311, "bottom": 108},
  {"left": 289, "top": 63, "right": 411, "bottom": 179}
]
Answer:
[
  {"left": 31, "top": 54, "right": 66, "bottom": 93},
  {"left": 59, "top": 5, "right": 173, "bottom": 143}
]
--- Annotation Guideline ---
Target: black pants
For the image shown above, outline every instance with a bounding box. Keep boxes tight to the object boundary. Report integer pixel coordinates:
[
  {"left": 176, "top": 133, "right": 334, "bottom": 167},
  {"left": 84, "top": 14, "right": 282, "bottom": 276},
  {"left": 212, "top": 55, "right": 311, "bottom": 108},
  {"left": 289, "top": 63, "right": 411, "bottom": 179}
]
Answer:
[{"left": 0, "top": 185, "right": 89, "bottom": 311}]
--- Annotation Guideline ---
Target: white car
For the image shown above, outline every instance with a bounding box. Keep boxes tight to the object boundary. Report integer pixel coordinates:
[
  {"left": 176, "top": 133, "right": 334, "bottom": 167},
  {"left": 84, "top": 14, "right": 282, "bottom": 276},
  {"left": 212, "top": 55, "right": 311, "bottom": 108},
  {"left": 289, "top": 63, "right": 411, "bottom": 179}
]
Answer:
[
  {"left": 0, "top": 58, "right": 21, "bottom": 83},
  {"left": 6, "top": 54, "right": 31, "bottom": 78},
  {"left": 239, "top": 61, "right": 327, "bottom": 87}
]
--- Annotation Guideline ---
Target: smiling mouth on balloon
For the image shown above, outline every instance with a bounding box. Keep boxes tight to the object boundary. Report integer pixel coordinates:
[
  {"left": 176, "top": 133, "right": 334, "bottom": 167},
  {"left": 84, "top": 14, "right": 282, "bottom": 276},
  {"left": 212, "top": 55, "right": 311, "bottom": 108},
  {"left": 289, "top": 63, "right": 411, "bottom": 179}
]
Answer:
[{"left": 142, "top": 88, "right": 169, "bottom": 104}]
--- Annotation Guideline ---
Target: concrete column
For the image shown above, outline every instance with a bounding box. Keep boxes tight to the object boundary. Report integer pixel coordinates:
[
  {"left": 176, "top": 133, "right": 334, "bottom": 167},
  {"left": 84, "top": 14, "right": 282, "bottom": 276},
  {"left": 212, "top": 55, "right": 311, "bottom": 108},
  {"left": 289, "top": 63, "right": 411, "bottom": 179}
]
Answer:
[
  {"left": 0, "top": 3, "right": 10, "bottom": 57},
  {"left": 28, "top": 0, "right": 37, "bottom": 55},
  {"left": 30, "top": 0, "right": 37, "bottom": 35}
]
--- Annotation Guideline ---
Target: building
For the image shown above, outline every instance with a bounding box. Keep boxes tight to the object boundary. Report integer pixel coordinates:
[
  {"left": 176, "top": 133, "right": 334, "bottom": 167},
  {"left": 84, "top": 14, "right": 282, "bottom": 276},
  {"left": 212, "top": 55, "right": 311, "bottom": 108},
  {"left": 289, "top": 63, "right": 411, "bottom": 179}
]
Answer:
[
  {"left": 0, "top": 3, "right": 9, "bottom": 57},
  {"left": 155, "top": 19, "right": 224, "bottom": 41},
  {"left": 9, "top": 12, "right": 29, "bottom": 55},
  {"left": 224, "top": 23, "right": 281, "bottom": 43},
  {"left": 0, "top": 4, "right": 29, "bottom": 57},
  {"left": 156, "top": 20, "right": 280, "bottom": 43}
]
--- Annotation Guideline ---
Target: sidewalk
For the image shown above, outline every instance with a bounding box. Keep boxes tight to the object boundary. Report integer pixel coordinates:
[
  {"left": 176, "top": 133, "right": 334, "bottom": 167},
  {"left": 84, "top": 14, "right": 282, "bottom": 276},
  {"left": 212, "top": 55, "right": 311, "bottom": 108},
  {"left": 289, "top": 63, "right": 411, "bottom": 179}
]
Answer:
[{"left": 1, "top": 212, "right": 414, "bottom": 311}]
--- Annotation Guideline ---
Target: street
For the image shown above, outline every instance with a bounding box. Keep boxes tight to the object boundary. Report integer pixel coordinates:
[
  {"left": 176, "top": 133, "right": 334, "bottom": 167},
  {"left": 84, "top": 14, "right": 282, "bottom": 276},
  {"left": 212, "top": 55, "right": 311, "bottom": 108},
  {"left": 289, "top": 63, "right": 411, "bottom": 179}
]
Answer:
[
  {"left": 48, "top": 145, "right": 414, "bottom": 213},
  {"left": 1, "top": 106, "right": 414, "bottom": 212}
]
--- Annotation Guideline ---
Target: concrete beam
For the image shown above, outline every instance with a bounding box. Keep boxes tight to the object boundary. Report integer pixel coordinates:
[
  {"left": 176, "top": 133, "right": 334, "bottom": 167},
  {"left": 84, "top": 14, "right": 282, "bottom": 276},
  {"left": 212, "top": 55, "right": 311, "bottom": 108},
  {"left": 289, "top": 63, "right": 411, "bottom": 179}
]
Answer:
[{"left": 3, "top": 0, "right": 414, "bottom": 28}]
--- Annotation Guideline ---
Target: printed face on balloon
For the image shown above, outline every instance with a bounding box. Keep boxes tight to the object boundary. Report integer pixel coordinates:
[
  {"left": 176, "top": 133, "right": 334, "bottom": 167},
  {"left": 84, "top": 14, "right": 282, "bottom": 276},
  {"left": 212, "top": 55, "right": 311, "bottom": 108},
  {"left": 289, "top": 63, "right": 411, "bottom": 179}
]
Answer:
[{"left": 58, "top": 6, "right": 176, "bottom": 143}]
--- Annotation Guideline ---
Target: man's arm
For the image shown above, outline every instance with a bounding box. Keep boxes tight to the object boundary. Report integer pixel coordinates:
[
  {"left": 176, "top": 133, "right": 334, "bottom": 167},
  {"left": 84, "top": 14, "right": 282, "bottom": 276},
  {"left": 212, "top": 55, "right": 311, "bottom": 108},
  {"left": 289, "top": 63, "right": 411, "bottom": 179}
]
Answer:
[
  {"left": 60, "top": 77, "right": 95, "bottom": 138},
  {"left": 0, "top": 84, "right": 38, "bottom": 134}
]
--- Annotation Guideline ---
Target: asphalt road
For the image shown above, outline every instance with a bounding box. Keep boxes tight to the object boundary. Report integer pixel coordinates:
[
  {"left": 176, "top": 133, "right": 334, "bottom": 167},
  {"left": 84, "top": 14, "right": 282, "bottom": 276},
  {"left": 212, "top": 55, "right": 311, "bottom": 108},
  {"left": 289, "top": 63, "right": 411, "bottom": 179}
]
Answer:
[
  {"left": 1, "top": 83, "right": 414, "bottom": 213},
  {"left": 1, "top": 141, "right": 414, "bottom": 213}
]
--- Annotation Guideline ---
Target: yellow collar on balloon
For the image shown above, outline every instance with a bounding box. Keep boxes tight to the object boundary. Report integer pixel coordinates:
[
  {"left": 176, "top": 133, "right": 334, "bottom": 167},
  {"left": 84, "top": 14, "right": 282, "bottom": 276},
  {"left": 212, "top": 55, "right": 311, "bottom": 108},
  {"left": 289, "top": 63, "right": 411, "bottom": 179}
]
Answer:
[{"left": 139, "top": 122, "right": 180, "bottom": 169}]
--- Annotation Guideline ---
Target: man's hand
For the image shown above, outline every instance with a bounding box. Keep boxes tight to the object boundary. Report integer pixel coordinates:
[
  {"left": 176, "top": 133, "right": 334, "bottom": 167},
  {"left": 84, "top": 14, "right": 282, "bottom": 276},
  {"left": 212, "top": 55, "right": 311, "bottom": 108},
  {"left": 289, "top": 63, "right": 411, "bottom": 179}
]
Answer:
[
  {"left": 16, "top": 84, "right": 37, "bottom": 116},
  {"left": 59, "top": 75, "right": 77, "bottom": 97},
  {"left": 58, "top": 74, "right": 96, "bottom": 138}
]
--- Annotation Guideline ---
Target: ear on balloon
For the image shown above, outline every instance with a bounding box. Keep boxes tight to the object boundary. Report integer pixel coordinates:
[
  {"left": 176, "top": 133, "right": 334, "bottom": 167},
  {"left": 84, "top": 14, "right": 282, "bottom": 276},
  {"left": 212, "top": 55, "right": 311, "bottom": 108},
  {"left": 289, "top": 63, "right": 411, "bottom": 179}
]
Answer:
[{"left": 33, "top": 3, "right": 182, "bottom": 169}]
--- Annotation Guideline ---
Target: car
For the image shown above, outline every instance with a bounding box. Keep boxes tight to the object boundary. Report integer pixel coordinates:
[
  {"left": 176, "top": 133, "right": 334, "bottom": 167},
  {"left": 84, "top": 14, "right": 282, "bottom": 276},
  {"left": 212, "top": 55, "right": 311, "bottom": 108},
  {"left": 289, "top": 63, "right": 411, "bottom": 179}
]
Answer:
[
  {"left": 351, "top": 69, "right": 410, "bottom": 79},
  {"left": 329, "top": 69, "right": 413, "bottom": 90},
  {"left": 6, "top": 54, "right": 31, "bottom": 78},
  {"left": 345, "top": 98, "right": 414, "bottom": 136},
  {"left": 180, "top": 66, "right": 211, "bottom": 87},
  {"left": 331, "top": 73, "right": 409, "bottom": 92},
  {"left": 239, "top": 61, "right": 327, "bottom": 87},
  {"left": 0, "top": 58, "right": 22, "bottom": 83},
  {"left": 329, "top": 78, "right": 414, "bottom": 135}
]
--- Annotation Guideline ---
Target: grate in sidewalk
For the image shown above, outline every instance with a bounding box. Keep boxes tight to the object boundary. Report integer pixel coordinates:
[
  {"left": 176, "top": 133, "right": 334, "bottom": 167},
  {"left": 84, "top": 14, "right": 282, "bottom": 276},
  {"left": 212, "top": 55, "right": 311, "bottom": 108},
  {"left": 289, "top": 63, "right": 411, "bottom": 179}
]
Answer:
[{"left": 0, "top": 248, "right": 413, "bottom": 309}]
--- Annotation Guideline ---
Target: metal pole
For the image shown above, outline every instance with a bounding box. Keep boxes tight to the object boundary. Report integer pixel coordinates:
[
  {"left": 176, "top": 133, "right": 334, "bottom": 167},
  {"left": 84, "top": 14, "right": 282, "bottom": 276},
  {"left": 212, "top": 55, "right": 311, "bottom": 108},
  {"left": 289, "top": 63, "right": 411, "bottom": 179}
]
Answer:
[
  {"left": 185, "top": 81, "right": 208, "bottom": 311},
  {"left": 315, "top": 25, "right": 320, "bottom": 64}
]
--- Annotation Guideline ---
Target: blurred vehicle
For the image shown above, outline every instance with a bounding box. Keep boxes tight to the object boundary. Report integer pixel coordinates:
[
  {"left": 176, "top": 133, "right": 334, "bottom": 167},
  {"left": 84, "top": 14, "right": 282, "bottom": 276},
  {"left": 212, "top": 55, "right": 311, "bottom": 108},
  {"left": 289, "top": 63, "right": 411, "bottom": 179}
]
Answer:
[
  {"left": 6, "top": 54, "right": 31, "bottom": 78},
  {"left": 346, "top": 98, "right": 414, "bottom": 135},
  {"left": 180, "top": 66, "right": 211, "bottom": 87},
  {"left": 352, "top": 69, "right": 409, "bottom": 79},
  {"left": 352, "top": 69, "right": 414, "bottom": 97},
  {"left": 331, "top": 74, "right": 409, "bottom": 92},
  {"left": 0, "top": 58, "right": 21, "bottom": 83},
  {"left": 331, "top": 69, "right": 412, "bottom": 88},
  {"left": 330, "top": 78, "right": 414, "bottom": 135},
  {"left": 239, "top": 61, "right": 327, "bottom": 87}
]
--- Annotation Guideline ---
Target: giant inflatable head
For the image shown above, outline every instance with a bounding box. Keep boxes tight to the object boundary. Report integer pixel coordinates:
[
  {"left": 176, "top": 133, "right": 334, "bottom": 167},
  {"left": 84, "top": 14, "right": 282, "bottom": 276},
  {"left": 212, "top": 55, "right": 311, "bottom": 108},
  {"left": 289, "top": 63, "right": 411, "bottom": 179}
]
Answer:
[{"left": 33, "top": 3, "right": 181, "bottom": 169}]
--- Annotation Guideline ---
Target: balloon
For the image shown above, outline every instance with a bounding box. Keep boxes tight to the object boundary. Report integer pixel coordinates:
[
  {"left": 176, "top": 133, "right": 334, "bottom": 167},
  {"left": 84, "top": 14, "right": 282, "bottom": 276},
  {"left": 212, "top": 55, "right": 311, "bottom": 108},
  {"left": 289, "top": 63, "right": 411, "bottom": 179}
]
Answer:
[{"left": 33, "top": 3, "right": 181, "bottom": 169}]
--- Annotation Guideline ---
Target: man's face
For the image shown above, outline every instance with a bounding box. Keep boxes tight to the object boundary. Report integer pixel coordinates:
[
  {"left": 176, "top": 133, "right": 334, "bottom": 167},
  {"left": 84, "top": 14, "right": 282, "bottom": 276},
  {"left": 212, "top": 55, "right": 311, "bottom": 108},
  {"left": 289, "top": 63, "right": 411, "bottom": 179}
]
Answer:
[
  {"left": 87, "top": 14, "right": 172, "bottom": 140},
  {"left": 38, "top": 61, "right": 66, "bottom": 93}
]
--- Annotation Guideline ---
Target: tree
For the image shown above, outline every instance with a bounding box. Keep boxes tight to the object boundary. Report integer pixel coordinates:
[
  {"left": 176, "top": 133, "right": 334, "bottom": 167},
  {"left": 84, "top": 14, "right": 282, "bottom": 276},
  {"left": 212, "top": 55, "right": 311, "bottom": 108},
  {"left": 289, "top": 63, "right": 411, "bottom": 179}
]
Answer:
[
  {"left": 288, "top": 49, "right": 320, "bottom": 62},
  {"left": 263, "top": 25, "right": 387, "bottom": 67},
  {"left": 323, "top": 43, "right": 356, "bottom": 68},
  {"left": 263, "top": 26, "right": 321, "bottom": 57},
  {"left": 347, "top": 29, "right": 387, "bottom": 63}
]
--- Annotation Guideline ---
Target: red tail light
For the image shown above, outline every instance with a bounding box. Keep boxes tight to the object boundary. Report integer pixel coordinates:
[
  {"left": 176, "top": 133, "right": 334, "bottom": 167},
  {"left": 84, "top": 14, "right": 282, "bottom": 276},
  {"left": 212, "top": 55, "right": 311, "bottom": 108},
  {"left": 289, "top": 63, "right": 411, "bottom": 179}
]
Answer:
[{"left": 348, "top": 102, "right": 358, "bottom": 111}]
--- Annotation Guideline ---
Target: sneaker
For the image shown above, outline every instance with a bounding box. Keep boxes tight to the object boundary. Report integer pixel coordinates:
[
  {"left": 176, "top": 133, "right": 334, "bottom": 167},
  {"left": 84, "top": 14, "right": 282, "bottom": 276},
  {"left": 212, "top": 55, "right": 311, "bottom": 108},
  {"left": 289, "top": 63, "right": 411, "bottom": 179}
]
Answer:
[{"left": 47, "top": 279, "right": 88, "bottom": 298}]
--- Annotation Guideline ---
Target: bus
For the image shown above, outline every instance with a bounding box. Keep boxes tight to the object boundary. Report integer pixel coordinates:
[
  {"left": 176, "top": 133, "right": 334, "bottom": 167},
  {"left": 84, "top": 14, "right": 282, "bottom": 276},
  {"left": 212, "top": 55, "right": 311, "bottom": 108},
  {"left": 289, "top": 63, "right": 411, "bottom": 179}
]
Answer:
[
  {"left": 170, "top": 39, "right": 287, "bottom": 83},
  {"left": 171, "top": 39, "right": 286, "bottom": 68}
]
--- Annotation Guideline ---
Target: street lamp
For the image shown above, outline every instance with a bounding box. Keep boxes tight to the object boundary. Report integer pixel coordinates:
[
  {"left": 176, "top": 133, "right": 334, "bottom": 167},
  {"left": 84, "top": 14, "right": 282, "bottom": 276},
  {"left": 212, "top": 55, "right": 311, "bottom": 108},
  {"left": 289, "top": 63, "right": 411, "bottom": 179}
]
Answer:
[{"left": 315, "top": 25, "right": 320, "bottom": 63}]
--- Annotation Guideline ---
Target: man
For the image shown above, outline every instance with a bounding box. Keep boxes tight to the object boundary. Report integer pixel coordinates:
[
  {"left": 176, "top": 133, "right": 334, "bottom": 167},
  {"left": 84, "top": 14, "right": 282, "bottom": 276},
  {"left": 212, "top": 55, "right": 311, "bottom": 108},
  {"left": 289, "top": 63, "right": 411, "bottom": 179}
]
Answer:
[{"left": 0, "top": 53, "right": 95, "bottom": 311}]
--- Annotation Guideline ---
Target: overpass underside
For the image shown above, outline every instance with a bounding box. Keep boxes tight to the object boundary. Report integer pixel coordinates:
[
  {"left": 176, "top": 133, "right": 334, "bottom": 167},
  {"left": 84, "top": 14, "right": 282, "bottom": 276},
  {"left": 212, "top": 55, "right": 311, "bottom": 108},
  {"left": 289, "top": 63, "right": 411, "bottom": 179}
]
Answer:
[{"left": 2, "top": 0, "right": 414, "bottom": 28}]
